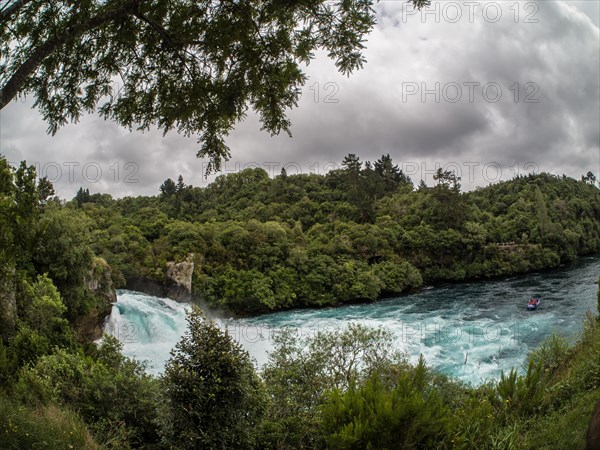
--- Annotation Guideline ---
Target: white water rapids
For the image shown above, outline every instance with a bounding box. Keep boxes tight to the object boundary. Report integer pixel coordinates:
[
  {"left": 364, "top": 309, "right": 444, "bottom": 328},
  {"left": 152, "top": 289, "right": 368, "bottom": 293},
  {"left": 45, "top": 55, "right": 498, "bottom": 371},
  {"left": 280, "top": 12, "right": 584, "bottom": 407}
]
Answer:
[{"left": 104, "top": 256, "right": 600, "bottom": 385}]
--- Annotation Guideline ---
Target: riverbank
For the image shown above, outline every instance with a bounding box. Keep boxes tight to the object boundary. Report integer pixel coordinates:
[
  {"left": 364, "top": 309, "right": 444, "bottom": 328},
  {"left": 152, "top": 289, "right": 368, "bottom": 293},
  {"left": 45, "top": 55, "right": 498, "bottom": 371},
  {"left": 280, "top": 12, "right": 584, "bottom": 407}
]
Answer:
[
  {"left": 105, "top": 255, "right": 600, "bottom": 384},
  {"left": 76, "top": 171, "right": 599, "bottom": 317},
  {"left": 118, "top": 253, "right": 600, "bottom": 322}
]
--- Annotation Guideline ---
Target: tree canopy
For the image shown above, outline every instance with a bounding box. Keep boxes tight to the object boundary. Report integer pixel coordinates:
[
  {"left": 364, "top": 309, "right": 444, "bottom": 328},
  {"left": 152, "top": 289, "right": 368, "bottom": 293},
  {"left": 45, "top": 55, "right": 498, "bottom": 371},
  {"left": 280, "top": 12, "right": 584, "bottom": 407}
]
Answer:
[
  {"left": 66, "top": 153, "right": 600, "bottom": 316},
  {"left": 0, "top": 0, "right": 429, "bottom": 169}
]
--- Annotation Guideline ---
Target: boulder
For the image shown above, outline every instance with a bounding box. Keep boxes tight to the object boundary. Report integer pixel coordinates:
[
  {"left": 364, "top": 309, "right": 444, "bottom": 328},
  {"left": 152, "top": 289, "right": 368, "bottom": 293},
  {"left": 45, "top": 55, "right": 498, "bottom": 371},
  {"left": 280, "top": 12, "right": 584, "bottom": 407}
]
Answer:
[{"left": 76, "top": 257, "right": 117, "bottom": 341}]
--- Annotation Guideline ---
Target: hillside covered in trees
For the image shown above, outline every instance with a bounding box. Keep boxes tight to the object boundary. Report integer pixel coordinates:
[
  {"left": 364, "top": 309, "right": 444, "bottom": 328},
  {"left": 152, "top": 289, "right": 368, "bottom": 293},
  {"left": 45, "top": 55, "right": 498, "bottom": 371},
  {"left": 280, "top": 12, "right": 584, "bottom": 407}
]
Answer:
[
  {"left": 1, "top": 153, "right": 600, "bottom": 448},
  {"left": 72, "top": 154, "right": 600, "bottom": 314}
]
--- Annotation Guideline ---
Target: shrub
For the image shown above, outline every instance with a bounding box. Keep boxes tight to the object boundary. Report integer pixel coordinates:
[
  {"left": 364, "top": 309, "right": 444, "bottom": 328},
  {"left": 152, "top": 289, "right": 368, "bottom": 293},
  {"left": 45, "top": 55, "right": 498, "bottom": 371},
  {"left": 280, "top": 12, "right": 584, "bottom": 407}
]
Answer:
[
  {"left": 321, "top": 362, "right": 451, "bottom": 449},
  {"left": 162, "top": 306, "right": 265, "bottom": 449},
  {"left": 496, "top": 359, "right": 545, "bottom": 417},
  {"left": 15, "top": 338, "right": 161, "bottom": 447}
]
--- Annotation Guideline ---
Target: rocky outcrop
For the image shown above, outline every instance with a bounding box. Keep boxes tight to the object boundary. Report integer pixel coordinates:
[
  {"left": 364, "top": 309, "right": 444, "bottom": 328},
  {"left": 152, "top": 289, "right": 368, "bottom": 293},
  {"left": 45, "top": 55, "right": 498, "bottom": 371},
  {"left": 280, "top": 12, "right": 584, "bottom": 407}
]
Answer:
[
  {"left": 125, "top": 254, "right": 197, "bottom": 303},
  {"left": 0, "top": 263, "right": 16, "bottom": 344},
  {"left": 165, "top": 253, "right": 195, "bottom": 301},
  {"left": 76, "top": 257, "right": 117, "bottom": 341}
]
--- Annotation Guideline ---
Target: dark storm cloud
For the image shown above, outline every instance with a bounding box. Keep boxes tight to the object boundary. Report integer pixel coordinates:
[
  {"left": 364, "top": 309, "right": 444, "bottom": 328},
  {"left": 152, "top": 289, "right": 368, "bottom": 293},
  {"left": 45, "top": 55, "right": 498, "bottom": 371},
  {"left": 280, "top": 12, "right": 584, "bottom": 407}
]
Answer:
[
  {"left": 1, "top": 1, "right": 598, "bottom": 196},
  {"left": 225, "top": 1, "right": 599, "bottom": 185}
]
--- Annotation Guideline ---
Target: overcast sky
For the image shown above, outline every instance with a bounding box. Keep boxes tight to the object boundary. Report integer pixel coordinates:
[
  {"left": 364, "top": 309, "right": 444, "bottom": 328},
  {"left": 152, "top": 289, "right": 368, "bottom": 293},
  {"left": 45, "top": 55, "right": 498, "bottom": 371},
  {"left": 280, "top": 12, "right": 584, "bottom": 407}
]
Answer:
[{"left": 1, "top": 0, "right": 599, "bottom": 199}]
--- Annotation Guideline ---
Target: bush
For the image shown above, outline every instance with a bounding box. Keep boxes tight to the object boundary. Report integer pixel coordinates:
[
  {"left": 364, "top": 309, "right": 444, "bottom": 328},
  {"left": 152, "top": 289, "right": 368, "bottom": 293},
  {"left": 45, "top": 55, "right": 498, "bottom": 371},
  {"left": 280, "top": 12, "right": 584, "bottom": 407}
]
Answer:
[
  {"left": 496, "top": 359, "right": 545, "bottom": 418},
  {"left": 18, "top": 275, "right": 75, "bottom": 354},
  {"left": 260, "top": 324, "right": 409, "bottom": 449},
  {"left": 162, "top": 306, "right": 265, "bottom": 449},
  {"left": 15, "top": 338, "right": 161, "bottom": 448},
  {"left": 321, "top": 361, "right": 451, "bottom": 449},
  {"left": 8, "top": 327, "right": 50, "bottom": 369},
  {"left": 372, "top": 259, "right": 423, "bottom": 294},
  {"left": 528, "top": 330, "right": 572, "bottom": 374},
  {"left": 33, "top": 207, "right": 95, "bottom": 318}
]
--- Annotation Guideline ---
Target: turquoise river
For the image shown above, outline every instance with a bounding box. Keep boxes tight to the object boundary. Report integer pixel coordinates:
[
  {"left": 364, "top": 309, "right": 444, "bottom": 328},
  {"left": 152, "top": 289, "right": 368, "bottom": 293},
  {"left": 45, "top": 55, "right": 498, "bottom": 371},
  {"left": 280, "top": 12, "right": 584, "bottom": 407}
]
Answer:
[{"left": 104, "top": 255, "right": 600, "bottom": 385}]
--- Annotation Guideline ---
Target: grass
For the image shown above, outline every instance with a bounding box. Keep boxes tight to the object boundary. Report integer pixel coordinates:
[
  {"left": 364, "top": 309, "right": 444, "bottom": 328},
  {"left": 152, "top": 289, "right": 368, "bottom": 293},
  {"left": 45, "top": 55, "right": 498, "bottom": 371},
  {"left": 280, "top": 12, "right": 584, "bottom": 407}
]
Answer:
[
  {"left": 512, "top": 314, "right": 600, "bottom": 449},
  {"left": 517, "top": 389, "right": 600, "bottom": 450},
  {"left": 0, "top": 397, "right": 99, "bottom": 450}
]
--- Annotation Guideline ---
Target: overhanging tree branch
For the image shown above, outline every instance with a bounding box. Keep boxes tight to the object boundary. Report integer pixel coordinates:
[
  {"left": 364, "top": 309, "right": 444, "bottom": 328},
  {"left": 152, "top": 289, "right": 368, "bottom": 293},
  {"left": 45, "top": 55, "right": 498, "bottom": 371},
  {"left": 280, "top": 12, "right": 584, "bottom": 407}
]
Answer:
[
  {"left": 0, "top": 2, "right": 139, "bottom": 109},
  {"left": 0, "top": 0, "right": 431, "bottom": 169},
  {"left": 0, "top": 0, "right": 32, "bottom": 24}
]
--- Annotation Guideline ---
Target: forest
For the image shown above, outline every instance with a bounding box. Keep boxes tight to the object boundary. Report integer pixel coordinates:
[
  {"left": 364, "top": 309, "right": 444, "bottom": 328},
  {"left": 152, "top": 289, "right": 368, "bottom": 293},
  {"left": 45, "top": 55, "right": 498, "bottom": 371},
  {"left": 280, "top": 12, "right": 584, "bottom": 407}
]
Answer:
[
  {"left": 1, "top": 153, "right": 600, "bottom": 448},
  {"left": 75, "top": 153, "right": 600, "bottom": 314}
]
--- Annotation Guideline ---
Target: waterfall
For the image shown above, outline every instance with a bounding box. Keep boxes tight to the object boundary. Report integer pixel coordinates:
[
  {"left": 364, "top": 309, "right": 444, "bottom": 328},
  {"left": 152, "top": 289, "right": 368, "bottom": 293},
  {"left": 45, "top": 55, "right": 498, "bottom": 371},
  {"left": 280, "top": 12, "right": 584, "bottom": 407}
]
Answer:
[
  {"left": 104, "top": 290, "right": 190, "bottom": 375},
  {"left": 103, "top": 256, "right": 600, "bottom": 384}
]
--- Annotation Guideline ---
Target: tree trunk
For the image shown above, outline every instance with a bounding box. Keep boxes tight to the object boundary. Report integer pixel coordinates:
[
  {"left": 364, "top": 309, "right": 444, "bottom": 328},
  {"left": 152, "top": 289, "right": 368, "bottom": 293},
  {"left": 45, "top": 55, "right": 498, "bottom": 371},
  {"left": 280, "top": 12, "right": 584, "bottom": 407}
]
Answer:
[{"left": 0, "top": 2, "right": 138, "bottom": 110}]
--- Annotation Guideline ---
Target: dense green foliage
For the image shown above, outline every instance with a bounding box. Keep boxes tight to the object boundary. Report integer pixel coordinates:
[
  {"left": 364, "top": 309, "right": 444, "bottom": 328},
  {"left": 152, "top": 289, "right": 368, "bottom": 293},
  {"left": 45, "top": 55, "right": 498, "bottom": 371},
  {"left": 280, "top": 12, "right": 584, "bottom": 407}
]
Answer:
[
  {"left": 321, "top": 363, "right": 451, "bottom": 449},
  {"left": 0, "top": 155, "right": 156, "bottom": 448},
  {"left": 1, "top": 152, "right": 599, "bottom": 448},
  {"left": 2, "top": 280, "right": 600, "bottom": 448},
  {"left": 267, "top": 315, "right": 600, "bottom": 450},
  {"left": 162, "top": 307, "right": 265, "bottom": 448},
  {"left": 260, "top": 324, "right": 408, "bottom": 448},
  {"left": 73, "top": 155, "right": 600, "bottom": 315},
  {"left": 15, "top": 338, "right": 162, "bottom": 447},
  {"left": 0, "top": 157, "right": 112, "bottom": 338}
]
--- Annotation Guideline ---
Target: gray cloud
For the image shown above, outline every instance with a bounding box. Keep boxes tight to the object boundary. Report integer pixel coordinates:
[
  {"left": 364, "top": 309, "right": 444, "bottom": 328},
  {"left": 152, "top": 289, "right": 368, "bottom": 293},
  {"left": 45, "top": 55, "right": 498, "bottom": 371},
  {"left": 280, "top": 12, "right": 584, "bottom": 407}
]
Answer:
[{"left": 1, "top": 1, "right": 598, "bottom": 197}]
